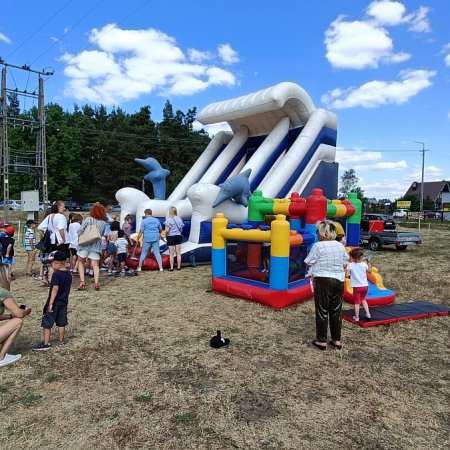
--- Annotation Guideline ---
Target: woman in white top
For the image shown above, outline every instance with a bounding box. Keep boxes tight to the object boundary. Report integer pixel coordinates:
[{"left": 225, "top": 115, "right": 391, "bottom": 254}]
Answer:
[
  {"left": 37, "top": 200, "right": 68, "bottom": 283},
  {"left": 304, "top": 220, "right": 349, "bottom": 351},
  {"left": 38, "top": 201, "right": 68, "bottom": 254}
]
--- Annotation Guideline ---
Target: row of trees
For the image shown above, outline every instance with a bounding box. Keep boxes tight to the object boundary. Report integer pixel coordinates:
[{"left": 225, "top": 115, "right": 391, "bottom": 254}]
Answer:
[
  {"left": 5, "top": 95, "right": 211, "bottom": 204},
  {"left": 7, "top": 95, "right": 433, "bottom": 211}
]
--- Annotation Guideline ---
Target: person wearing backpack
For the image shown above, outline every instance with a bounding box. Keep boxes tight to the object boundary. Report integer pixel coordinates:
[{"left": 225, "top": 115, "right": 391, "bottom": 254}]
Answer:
[{"left": 37, "top": 201, "right": 68, "bottom": 284}]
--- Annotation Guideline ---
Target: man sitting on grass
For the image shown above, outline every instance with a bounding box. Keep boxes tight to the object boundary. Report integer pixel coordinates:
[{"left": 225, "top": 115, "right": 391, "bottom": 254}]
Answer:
[{"left": 32, "top": 251, "right": 72, "bottom": 351}]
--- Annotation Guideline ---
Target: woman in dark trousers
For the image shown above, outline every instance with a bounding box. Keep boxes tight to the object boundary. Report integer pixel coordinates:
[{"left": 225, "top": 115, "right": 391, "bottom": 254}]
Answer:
[{"left": 305, "top": 220, "right": 349, "bottom": 350}]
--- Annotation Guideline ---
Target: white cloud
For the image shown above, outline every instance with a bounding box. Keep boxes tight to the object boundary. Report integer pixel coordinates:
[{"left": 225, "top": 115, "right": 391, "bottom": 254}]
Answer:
[
  {"left": 0, "top": 32, "right": 11, "bottom": 44},
  {"left": 192, "top": 120, "right": 231, "bottom": 136},
  {"left": 442, "top": 43, "right": 450, "bottom": 67},
  {"left": 407, "top": 6, "right": 431, "bottom": 33},
  {"left": 188, "top": 48, "right": 213, "bottom": 63},
  {"left": 325, "top": 2, "right": 431, "bottom": 70},
  {"left": 336, "top": 148, "right": 407, "bottom": 174},
  {"left": 321, "top": 69, "right": 436, "bottom": 109},
  {"left": 405, "top": 164, "right": 444, "bottom": 182},
  {"left": 371, "top": 161, "right": 408, "bottom": 170},
  {"left": 336, "top": 147, "right": 382, "bottom": 167},
  {"left": 218, "top": 43, "right": 240, "bottom": 65},
  {"left": 324, "top": 16, "right": 410, "bottom": 69},
  {"left": 61, "top": 24, "right": 239, "bottom": 105},
  {"left": 361, "top": 180, "right": 408, "bottom": 200},
  {"left": 362, "top": 165, "right": 445, "bottom": 200},
  {"left": 366, "top": 1, "right": 407, "bottom": 26}
]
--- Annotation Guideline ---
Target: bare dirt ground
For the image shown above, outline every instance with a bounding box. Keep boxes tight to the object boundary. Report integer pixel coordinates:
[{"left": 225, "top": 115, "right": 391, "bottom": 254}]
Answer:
[{"left": 0, "top": 226, "right": 449, "bottom": 449}]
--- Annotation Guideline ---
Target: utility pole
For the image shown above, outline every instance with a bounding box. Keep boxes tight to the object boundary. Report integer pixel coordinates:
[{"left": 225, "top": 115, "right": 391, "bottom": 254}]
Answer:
[
  {"left": 0, "top": 59, "right": 53, "bottom": 221},
  {"left": 414, "top": 141, "right": 428, "bottom": 213},
  {"left": 0, "top": 68, "right": 8, "bottom": 220}
]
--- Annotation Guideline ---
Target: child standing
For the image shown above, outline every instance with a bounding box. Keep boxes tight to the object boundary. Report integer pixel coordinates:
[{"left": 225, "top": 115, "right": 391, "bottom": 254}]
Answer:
[
  {"left": 106, "top": 221, "right": 120, "bottom": 275},
  {"left": 261, "top": 242, "right": 270, "bottom": 273},
  {"left": 24, "top": 220, "right": 37, "bottom": 277},
  {"left": 1, "top": 226, "right": 16, "bottom": 279},
  {"left": 0, "top": 222, "right": 7, "bottom": 258},
  {"left": 68, "top": 213, "right": 82, "bottom": 273},
  {"left": 32, "top": 250, "right": 72, "bottom": 350},
  {"left": 115, "top": 230, "right": 128, "bottom": 275},
  {"left": 122, "top": 214, "right": 133, "bottom": 245},
  {"left": 347, "top": 248, "right": 372, "bottom": 321}
]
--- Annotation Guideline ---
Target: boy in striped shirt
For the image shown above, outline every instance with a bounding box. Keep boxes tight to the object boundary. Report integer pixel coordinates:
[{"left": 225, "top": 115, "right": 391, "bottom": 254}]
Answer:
[{"left": 24, "top": 219, "right": 37, "bottom": 277}]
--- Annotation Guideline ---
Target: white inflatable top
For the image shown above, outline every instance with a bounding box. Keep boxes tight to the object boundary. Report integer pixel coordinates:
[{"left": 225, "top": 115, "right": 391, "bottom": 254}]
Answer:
[{"left": 197, "top": 82, "right": 316, "bottom": 135}]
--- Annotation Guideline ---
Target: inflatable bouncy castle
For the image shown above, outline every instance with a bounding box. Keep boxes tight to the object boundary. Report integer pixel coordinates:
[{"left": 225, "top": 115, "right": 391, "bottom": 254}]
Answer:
[{"left": 212, "top": 190, "right": 396, "bottom": 309}]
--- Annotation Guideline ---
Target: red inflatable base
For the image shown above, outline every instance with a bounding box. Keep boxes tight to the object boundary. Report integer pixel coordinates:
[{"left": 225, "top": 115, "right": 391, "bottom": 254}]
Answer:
[
  {"left": 125, "top": 247, "right": 169, "bottom": 271},
  {"left": 212, "top": 277, "right": 313, "bottom": 310}
]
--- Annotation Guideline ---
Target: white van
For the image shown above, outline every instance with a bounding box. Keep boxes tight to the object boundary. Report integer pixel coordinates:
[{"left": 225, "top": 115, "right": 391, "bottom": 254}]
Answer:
[{"left": 393, "top": 209, "right": 408, "bottom": 218}]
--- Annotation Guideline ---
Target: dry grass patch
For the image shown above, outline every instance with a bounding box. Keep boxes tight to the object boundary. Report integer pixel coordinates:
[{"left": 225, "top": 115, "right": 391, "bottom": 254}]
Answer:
[{"left": 0, "top": 227, "right": 448, "bottom": 449}]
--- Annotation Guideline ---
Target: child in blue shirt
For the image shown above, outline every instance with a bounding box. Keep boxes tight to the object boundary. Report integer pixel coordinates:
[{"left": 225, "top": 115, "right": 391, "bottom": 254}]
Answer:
[{"left": 32, "top": 250, "right": 72, "bottom": 350}]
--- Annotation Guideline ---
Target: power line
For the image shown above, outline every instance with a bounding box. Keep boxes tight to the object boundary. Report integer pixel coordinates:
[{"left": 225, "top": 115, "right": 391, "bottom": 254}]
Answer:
[
  {"left": 5, "top": 0, "right": 75, "bottom": 60},
  {"left": 50, "top": 0, "right": 154, "bottom": 76},
  {"left": 338, "top": 148, "right": 426, "bottom": 153},
  {"left": 30, "top": 0, "right": 107, "bottom": 67}
]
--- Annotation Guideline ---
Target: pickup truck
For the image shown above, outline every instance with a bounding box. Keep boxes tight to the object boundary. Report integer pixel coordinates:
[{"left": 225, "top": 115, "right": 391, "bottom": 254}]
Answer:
[{"left": 359, "top": 230, "right": 421, "bottom": 251}]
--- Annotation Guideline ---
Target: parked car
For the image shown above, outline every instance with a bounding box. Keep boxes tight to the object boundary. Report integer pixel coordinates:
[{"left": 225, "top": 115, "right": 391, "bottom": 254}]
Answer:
[
  {"left": 64, "top": 200, "right": 81, "bottom": 211},
  {"left": 393, "top": 209, "right": 409, "bottom": 218},
  {"left": 361, "top": 213, "right": 397, "bottom": 230},
  {"left": 112, "top": 205, "right": 121, "bottom": 212},
  {"left": 0, "top": 200, "right": 22, "bottom": 210},
  {"left": 422, "top": 210, "right": 439, "bottom": 219},
  {"left": 81, "top": 202, "right": 96, "bottom": 211}
]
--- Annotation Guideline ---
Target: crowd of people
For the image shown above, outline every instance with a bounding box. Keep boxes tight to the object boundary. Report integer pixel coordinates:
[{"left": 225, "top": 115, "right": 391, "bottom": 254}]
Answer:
[
  {"left": 0, "top": 204, "right": 372, "bottom": 367},
  {"left": 0, "top": 201, "right": 186, "bottom": 367}
]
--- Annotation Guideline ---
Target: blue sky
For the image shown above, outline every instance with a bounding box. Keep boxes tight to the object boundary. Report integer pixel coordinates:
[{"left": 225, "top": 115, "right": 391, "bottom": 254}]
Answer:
[{"left": 1, "top": 0, "right": 449, "bottom": 201}]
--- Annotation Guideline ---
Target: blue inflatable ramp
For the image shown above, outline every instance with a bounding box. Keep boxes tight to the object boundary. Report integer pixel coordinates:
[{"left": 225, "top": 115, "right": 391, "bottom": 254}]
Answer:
[{"left": 343, "top": 301, "right": 449, "bottom": 327}]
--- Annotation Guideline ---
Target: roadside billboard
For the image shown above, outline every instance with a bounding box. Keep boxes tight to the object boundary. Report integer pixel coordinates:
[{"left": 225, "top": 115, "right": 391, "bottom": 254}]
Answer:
[{"left": 397, "top": 200, "right": 411, "bottom": 209}]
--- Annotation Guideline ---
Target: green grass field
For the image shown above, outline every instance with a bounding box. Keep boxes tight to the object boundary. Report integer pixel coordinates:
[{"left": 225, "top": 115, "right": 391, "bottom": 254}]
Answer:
[{"left": 0, "top": 218, "right": 449, "bottom": 449}]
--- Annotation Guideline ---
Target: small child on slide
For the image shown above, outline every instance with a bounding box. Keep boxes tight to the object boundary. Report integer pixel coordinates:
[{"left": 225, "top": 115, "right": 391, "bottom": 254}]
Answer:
[{"left": 346, "top": 248, "right": 372, "bottom": 321}]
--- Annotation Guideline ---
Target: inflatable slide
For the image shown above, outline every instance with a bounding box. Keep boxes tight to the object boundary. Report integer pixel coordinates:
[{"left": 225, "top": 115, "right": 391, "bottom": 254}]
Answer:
[{"left": 116, "top": 81, "right": 339, "bottom": 263}]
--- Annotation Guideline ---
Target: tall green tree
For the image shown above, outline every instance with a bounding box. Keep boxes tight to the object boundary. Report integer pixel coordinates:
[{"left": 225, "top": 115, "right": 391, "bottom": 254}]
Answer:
[
  {"left": 4, "top": 98, "right": 211, "bottom": 203},
  {"left": 339, "top": 169, "right": 364, "bottom": 199}
]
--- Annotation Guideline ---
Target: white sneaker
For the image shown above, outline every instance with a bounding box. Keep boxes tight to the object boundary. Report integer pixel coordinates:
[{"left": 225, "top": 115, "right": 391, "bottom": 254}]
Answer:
[
  {"left": 366, "top": 314, "right": 371, "bottom": 319},
  {"left": 100, "top": 267, "right": 108, "bottom": 271},
  {"left": 0, "top": 353, "right": 22, "bottom": 367},
  {"left": 159, "top": 268, "right": 164, "bottom": 272},
  {"left": 352, "top": 316, "right": 360, "bottom": 322},
  {"left": 34, "top": 275, "right": 43, "bottom": 281},
  {"left": 136, "top": 267, "right": 142, "bottom": 272}
]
